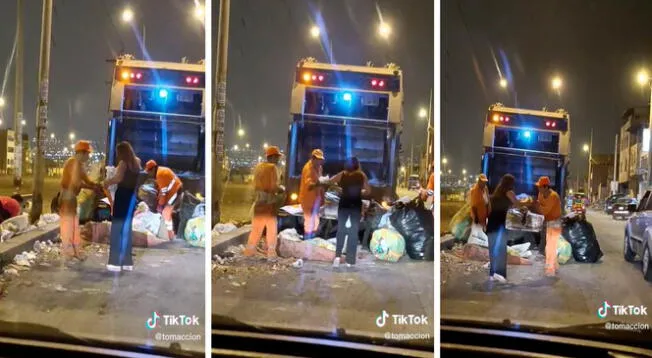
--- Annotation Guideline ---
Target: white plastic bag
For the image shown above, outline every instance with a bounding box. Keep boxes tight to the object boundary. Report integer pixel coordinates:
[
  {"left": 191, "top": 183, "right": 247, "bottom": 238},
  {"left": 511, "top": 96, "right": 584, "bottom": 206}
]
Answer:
[{"left": 467, "top": 223, "right": 488, "bottom": 247}]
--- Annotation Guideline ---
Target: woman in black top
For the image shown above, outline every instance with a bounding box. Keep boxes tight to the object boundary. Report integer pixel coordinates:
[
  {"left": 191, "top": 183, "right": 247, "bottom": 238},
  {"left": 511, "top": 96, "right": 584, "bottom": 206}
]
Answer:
[
  {"left": 330, "top": 157, "right": 371, "bottom": 267},
  {"left": 486, "top": 174, "right": 520, "bottom": 282},
  {"left": 103, "top": 141, "right": 142, "bottom": 272}
]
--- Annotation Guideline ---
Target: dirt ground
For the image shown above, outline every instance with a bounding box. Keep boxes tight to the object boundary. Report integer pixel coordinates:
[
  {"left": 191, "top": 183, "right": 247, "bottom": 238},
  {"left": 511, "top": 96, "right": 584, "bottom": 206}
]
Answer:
[{"left": 441, "top": 200, "right": 465, "bottom": 234}]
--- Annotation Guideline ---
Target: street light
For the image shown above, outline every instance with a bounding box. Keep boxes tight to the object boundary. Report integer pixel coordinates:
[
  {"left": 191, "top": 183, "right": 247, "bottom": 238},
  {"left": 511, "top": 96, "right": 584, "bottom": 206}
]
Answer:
[
  {"left": 310, "top": 25, "right": 320, "bottom": 38},
  {"left": 447, "top": 169, "right": 452, "bottom": 174},
  {"left": 50, "top": 133, "right": 55, "bottom": 139},
  {"left": 418, "top": 108, "right": 427, "bottom": 118},
  {"left": 499, "top": 78, "right": 508, "bottom": 88},
  {"left": 237, "top": 128, "right": 245, "bottom": 137},
  {"left": 551, "top": 76, "right": 563, "bottom": 90},
  {"left": 0, "top": 97, "right": 5, "bottom": 107},
  {"left": 121, "top": 8, "right": 134, "bottom": 23},
  {"left": 69, "top": 132, "right": 75, "bottom": 140},
  {"left": 194, "top": 4, "right": 204, "bottom": 21},
  {"left": 233, "top": 145, "right": 239, "bottom": 151},
  {"left": 442, "top": 157, "right": 448, "bottom": 164},
  {"left": 263, "top": 142, "right": 269, "bottom": 149},
  {"left": 462, "top": 169, "right": 467, "bottom": 175},
  {"left": 378, "top": 22, "right": 391, "bottom": 39},
  {"left": 583, "top": 143, "right": 589, "bottom": 152},
  {"left": 638, "top": 70, "right": 650, "bottom": 86},
  {"left": 21, "top": 120, "right": 25, "bottom": 126},
  {"left": 245, "top": 143, "right": 250, "bottom": 149}
]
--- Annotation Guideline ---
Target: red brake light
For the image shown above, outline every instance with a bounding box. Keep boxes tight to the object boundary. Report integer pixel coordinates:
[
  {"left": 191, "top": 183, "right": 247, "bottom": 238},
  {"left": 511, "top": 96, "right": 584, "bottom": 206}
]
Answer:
[
  {"left": 371, "top": 79, "right": 378, "bottom": 86},
  {"left": 505, "top": 117, "right": 510, "bottom": 122},
  {"left": 552, "top": 122, "right": 556, "bottom": 128},
  {"left": 186, "top": 76, "right": 192, "bottom": 84},
  {"left": 379, "top": 80, "right": 385, "bottom": 87},
  {"left": 193, "top": 77, "right": 199, "bottom": 84},
  {"left": 318, "top": 75, "right": 324, "bottom": 81},
  {"left": 135, "top": 73, "right": 142, "bottom": 80}
]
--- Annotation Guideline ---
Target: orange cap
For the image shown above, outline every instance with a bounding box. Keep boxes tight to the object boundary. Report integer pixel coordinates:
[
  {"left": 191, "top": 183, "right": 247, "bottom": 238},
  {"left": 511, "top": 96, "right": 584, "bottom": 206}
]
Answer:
[
  {"left": 478, "top": 174, "right": 489, "bottom": 182},
  {"left": 311, "top": 149, "right": 325, "bottom": 160},
  {"left": 145, "top": 160, "right": 157, "bottom": 172},
  {"left": 265, "top": 146, "right": 282, "bottom": 158},
  {"left": 74, "top": 140, "right": 92, "bottom": 153},
  {"left": 536, "top": 176, "right": 551, "bottom": 187}
]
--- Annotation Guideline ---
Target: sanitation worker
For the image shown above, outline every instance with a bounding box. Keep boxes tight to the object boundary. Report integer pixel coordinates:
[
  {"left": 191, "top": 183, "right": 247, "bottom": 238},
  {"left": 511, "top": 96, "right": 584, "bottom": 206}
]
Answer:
[
  {"left": 59, "top": 140, "right": 100, "bottom": 261},
  {"left": 244, "top": 146, "right": 285, "bottom": 258},
  {"left": 145, "top": 160, "right": 183, "bottom": 240},
  {"left": 533, "top": 176, "right": 563, "bottom": 277},
  {"left": 299, "top": 149, "right": 326, "bottom": 239}
]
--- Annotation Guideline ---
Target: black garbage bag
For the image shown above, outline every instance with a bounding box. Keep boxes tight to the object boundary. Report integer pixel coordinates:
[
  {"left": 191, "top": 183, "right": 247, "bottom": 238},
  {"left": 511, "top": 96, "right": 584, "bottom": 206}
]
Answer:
[
  {"left": 561, "top": 218, "right": 603, "bottom": 263},
  {"left": 389, "top": 198, "right": 434, "bottom": 260},
  {"left": 138, "top": 180, "right": 158, "bottom": 212},
  {"left": 177, "top": 192, "right": 202, "bottom": 239}
]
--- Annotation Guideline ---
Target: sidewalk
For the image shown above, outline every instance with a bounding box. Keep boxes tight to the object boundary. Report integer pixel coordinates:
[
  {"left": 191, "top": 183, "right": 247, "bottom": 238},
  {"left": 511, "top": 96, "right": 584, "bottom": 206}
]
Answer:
[{"left": 0, "top": 239, "right": 205, "bottom": 353}]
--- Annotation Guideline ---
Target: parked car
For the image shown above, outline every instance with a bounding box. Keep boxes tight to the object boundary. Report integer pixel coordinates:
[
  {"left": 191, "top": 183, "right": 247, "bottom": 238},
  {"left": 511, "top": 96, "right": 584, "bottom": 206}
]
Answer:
[
  {"left": 407, "top": 175, "right": 421, "bottom": 190},
  {"left": 605, "top": 193, "right": 627, "bottom": 214},
  {"left": 624, "top": 189, "right": 652, "bottom": 282},
  {"left": 612, "top": 197, "right": 637, "bottom": 220}
]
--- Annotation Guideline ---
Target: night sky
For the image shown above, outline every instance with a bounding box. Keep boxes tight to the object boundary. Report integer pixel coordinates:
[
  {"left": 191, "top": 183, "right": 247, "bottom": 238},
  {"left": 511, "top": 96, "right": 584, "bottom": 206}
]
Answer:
[
  {"left": 214, "top": 0, "right": 434, "bottom": 151},
  {"left": 443, "top": 0, "right": 652, "bottom": 178},
  {"left": 0, "top": 0, "right": 204, "bottom": 145}
]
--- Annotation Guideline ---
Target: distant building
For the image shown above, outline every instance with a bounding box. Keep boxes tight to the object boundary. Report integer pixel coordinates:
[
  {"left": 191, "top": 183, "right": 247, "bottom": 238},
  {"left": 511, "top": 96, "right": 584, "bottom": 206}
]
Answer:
[
  {"left": 0, "top": 129, "right": 16, "bottom": 174},
  {"left": 589, "top": 154, "right": 614, "bottom": 200},
  {"left": 618, "top": 106, "right": 649, "bottom": 198}
]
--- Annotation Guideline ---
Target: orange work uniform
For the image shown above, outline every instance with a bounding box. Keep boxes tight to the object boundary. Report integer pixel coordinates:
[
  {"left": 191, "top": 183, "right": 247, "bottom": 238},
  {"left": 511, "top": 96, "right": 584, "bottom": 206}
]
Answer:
[
  {"left": 244, "top": 162, "right": 281, "bottom": 257},
  {"left": 299, "top": 160, "right": 323, "bottom": 239},
  {"left": 469, "top": 183, "right": 490, "bottom": 226},
  {"left": 537, "top": 190, "right": 562, "bottom": 274},
  {"left": 155, "top": 166, "right": 183, "bottom": 240},
  {"left": 427, "top": 173, "right": 434, "bottom": 191}
]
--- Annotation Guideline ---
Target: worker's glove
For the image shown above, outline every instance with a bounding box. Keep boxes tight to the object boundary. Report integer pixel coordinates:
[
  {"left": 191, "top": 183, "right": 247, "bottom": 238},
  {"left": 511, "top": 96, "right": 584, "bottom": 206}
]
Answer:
[{"left": 318, "top": 176, "right": 330, "bottom": 185}]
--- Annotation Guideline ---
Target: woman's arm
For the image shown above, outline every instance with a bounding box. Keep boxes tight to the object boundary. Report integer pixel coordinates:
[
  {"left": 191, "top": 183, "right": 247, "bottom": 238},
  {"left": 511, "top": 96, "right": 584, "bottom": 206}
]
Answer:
[
  {"left": 330, "top": 171, "right": 344, "bottom": 185},
  {"left": 361, "top": 173, "right": 371, "bottom": 196},
  {"left": 506, "top": 190, "right": 521, "bottom": 207},
  {"left": 79, "top": 162, "right": 98, "bottom": 189},
  {"left": 104, "top": 161, "right": 126, "bottom": 188}
]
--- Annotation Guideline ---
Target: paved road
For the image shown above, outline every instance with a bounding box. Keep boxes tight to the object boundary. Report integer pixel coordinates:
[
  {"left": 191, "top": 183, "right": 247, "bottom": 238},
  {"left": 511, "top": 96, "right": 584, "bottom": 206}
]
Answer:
[
  {"left": 0, "top": 240, "right": 205, "bottom": 353},
  {"left": 212, "top": 249, "right": 434, "bottom": 344},
  {"left": 442, "top": 210, "right": 652, "bottom": 329}
]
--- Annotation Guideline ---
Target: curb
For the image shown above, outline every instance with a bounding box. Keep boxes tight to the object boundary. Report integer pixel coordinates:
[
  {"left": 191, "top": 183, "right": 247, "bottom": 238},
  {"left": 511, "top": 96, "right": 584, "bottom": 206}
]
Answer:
[
  {"left": 440, "top": 234, "right": 456, "bottom": 250},
  {"left": 0, "top": 223, "right": 59, "bottom": 267},
  {"left": 211, "top": 225, "right": 252, "bottom": 256}
]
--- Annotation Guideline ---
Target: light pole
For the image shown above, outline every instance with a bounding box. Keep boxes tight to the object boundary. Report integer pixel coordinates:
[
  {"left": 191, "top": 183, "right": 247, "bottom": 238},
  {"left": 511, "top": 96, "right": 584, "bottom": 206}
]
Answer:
[
  {"left": 409, "top": 107, "right": 428, "bottom": 178},
  {"left": 214, "top": 0, "right": 231, "bottom": 225},
  {"left": 583, "top": 133, "right": 593, "bottom": 200},
  {"left": 237, "top": 128, "right": 245, "bottom": 138}
]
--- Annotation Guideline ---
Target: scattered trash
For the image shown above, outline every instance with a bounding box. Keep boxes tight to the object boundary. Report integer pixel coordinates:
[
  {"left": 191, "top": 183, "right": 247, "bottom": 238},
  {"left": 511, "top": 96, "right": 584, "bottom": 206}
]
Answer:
[
  {"left": 54, "top": 284, "right": 67, "bottom": 292},
  {"left": 278, "top": 228, "right": 302, "bottom": 242},
  {"left": 213, "top": 223, "right": 238, "bottom": 235},
  {"left": 292, "top": 259, "right": 304, "bottom": 268}
]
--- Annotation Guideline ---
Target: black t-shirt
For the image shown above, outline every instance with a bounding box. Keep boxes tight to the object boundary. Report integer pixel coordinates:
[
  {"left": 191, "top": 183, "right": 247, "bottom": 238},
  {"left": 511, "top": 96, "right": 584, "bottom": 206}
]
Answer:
[
  {"left": 486, "top": 193, "right": 511, "bottom": 233},
  {"left": 339, "top": 170, "right": 366, "bottom": 209}
]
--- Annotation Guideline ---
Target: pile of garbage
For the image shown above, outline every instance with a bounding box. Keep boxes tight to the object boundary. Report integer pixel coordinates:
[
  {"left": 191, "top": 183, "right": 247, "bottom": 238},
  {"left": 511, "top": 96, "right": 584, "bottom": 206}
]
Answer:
[
  {"left": 212, "top": 244, "right": 295, "bottom": 283},
  {"left": 0, "top": 213, "right": 60, "bottom": 243}
]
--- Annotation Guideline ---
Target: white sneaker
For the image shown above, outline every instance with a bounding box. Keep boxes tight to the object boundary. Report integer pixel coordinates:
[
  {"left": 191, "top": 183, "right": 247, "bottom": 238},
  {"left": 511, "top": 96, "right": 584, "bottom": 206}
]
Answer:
[
  {"left": 332, "top": 258, "right": 340, "bottom": 268},
  {"left": 492, "top": 273, "right": 507, "bottom": 283},
  {"left": 122, "top": 265, "right": 134, "bottom": 271},
  {"left": 106, "top": 264, "right": 121, "bottom": 272}
]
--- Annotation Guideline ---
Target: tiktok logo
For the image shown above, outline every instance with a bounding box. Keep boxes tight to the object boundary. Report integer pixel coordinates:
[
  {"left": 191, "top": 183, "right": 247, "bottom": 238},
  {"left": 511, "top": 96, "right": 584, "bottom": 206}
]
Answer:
[
  {"left": 376, "top": 310, "right": 389, "bottom": 327},
  {"left": 146, "top": 311, "right": 161, "bottom": 330},
  {"left": 597, "top": 301, "right": 611, "bottom": 319}
]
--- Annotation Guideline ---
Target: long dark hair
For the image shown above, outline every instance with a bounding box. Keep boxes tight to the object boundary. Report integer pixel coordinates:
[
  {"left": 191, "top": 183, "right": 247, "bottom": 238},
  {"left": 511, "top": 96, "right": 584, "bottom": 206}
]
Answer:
[
  {"left": 492, "top": 174, "right": 515, "bottom": 199},
  {"left": 344, "top": 157, "right": 361, "bottom": 172},
  {"left": 116, "top": 141, "right": 140, "bottom": 171}
]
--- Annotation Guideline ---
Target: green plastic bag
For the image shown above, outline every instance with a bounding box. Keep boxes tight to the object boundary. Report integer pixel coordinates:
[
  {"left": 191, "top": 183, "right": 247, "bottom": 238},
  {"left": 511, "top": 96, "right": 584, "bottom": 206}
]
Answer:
[
  {"left": 184, "top": 216, "right": 205, "bottom": 248},
  {"left": 370, "top": 228, "right": 406, "bottom": 262},
  {"left": 557, "top": 236, "right": 572, "bottom": 264},
  {"left": 449, "top": 202, "right": 472, "bottom": 241}
]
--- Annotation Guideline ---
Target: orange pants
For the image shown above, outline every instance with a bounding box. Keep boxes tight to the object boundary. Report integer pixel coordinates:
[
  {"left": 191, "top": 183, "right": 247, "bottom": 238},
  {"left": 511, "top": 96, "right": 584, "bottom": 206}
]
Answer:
[
  {"left": 162, "top": 205, "right": 175, "bottom": 240},
  {"left": 245, "top": 210, "right": 277, "bottom": 257},
  {"left": 302, "top": 200, "right": 321, "bottom": 239},
  {"left": 60, "top": 211, "right": 82, "bottom": 258},
  {"left": 545, "top": 225, "right": 561, "bottom": 273}
]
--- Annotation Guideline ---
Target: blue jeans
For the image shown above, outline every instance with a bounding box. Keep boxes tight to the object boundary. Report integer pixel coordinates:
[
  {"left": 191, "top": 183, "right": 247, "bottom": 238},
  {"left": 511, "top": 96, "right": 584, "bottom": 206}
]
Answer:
[
  {"left": 487, "top": 225, "right": 507, "bottom": 278},
  {"left": 108, "top": 187, "right": 137, "bottom": 266}
]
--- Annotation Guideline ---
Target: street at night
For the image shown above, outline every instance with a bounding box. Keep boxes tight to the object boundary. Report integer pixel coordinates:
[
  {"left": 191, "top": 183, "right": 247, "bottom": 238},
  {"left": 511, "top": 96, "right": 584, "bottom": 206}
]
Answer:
[{"left": 442, "top": 209, "right": 652, "bottom": 327}]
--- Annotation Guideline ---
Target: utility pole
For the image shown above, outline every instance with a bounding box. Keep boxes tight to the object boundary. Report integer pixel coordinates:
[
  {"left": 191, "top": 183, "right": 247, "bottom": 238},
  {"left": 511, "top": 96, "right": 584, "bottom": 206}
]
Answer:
[
  {"left": 409, "top": 142, "right": 414, "bottom": 178},
  {"left": 31, "top": 0, "right": 53, "bottom": 223},
  {"left": 13, "top": 0, "right": 23, "bottom": 190},
  {"left": 425, "top": 88, "right": 433, "bottom": 175},
  {"left": 588, "top": 129, "right": 593, "bottom": 201},
  {"left": 213, "top": 0, "right": 230, "bottom": 225},
  {"left": 613, "top": 134, "right": 618, "bottom": 195},
  {"left": 648, "top": 83, "right": 652, "bottom": 188}
]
